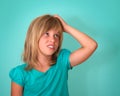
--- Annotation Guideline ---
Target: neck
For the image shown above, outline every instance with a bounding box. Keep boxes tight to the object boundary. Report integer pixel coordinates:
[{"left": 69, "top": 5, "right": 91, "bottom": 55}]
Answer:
[{"left": 38, "top": 54, "right": 52, "bottom": 67}]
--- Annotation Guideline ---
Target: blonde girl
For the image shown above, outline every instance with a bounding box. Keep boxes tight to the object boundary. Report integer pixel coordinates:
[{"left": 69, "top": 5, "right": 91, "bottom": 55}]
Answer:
[{"left": 9, "top": 14, "right": 97, "bottom": 96}]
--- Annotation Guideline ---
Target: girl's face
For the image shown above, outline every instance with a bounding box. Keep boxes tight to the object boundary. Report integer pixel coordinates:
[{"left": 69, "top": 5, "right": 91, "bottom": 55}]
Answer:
[{"left": 38, "top": 29, "right": 60, "bottom": 57}]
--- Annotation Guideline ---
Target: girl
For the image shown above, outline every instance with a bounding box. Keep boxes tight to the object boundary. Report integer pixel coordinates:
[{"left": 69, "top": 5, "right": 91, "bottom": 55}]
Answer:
[{"left": 9, "top": 14, "right": 98, "bottom": 96}]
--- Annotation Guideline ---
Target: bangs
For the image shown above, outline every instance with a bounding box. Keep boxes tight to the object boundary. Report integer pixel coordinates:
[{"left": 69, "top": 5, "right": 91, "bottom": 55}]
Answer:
[
  {"left": 43, "top": 17, "right": 63, "bottom": 34},
  {"left": 51, "top": 18, "right": 63, "bottom": 33}
]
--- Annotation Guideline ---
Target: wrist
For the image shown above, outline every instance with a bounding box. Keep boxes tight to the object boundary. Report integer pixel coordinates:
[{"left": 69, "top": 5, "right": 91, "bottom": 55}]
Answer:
[{"left": 64, "top": 25, "right": 71, "bottom": 32}]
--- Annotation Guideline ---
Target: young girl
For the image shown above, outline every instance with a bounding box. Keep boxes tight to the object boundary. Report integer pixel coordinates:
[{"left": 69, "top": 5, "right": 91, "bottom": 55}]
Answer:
[{"left": 9, "top": 14, "right": 97, "bottom": 96}]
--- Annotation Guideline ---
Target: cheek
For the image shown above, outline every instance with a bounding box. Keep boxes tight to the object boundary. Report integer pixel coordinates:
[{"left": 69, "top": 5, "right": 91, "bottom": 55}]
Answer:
[
  {"left": 39, "top": 39, "right": 45, "bottom": 49},
  {"left": 55, "top": 39, "right": 60, "bottom": 46}
]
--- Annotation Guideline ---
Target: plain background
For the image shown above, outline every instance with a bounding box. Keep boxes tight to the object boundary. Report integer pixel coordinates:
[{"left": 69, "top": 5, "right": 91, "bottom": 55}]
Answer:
[{"left": 0, "top": 0, "right": 120, "bottom": 96}]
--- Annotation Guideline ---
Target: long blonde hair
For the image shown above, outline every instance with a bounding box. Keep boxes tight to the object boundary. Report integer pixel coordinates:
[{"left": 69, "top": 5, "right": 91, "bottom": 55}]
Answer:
[{"left": 22, "top": 14, "right": 63, "bottom": 70}]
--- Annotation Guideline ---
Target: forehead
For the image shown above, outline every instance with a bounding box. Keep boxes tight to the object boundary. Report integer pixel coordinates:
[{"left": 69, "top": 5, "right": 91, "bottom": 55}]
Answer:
[{"left": 47, "top": 29, "right": 60, "bottom": 34}]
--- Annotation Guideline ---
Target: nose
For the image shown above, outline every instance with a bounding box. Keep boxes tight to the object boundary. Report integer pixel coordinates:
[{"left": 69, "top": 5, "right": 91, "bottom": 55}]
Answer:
[{"left": 49, "top": 36, "right": 55, "bottom": 43}]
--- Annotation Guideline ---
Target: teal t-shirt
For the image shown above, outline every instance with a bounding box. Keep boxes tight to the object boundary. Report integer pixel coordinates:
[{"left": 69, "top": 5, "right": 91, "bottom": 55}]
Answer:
[{"left": 9, "top": 49, "right": 72, "bottom": 96}]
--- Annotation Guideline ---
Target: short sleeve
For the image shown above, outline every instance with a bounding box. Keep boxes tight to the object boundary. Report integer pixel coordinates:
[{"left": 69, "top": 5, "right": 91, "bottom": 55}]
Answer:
[
  {"left": 58, "top": 49, "right": 72, "bottom": 70},
  {"left": 9, "top": 66, "right": 24, "bottom": 86}
]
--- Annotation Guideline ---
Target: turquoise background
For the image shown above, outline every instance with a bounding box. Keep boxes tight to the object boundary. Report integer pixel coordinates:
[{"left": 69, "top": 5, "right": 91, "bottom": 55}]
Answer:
[{"left": 0, "top": 0, "right": 120, "bottom": 96}]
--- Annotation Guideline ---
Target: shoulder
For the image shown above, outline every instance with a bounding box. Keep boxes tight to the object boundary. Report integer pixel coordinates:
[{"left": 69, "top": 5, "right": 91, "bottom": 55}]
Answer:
[
  {"left": 58, "top": 49, "right": 71, "bottom": 56},
  {"left": 10, "top": 64, "right": 27, "bottom": 72},
  {"left": 9, "top": 64, "right": 27, "bottom": 86},
  {"left": 9, "top": 64, "right": 27, "bottom": 77},
  {"left": 57, "top": 49, "right": 72, "bottom": 69}
]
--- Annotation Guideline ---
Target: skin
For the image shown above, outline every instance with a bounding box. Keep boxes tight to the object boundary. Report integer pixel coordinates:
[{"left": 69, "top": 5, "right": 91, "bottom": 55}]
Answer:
[
  {"left": 54, "top": 15, "right": 98, "bottom": 67},
  {"left": 11, "top": 15, "right": 98, "bottom": 96},
  {"left": 38, "top": 29, "right": 60, "bottom": 57},
  {"left": 11, "top": 82, "right": 23, "bottom": 96},
  {"left": 35, "top": 29, "right": 60, "bottom": 72}
]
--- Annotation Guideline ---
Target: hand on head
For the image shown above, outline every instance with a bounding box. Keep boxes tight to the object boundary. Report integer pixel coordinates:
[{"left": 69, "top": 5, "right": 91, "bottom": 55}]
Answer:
[{"left": 53, "top": 15, "right": 68, "bottom": 32}]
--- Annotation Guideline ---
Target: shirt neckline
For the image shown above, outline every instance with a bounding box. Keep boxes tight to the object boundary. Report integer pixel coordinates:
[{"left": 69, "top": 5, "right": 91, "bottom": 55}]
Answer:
[{"left": 32, "top": 64, "right": 56, "bottom": 74}]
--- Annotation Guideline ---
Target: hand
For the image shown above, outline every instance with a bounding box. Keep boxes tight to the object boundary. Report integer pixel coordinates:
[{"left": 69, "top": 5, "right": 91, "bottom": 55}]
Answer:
[{"left": 54, "top": 15, "right": 69, "bottom": 32}]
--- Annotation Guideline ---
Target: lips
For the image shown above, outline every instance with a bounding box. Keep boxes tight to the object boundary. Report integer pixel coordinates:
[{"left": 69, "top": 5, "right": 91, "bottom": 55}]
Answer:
[{"left": 47, "top": 44, "right": 55, "bottom": 49}]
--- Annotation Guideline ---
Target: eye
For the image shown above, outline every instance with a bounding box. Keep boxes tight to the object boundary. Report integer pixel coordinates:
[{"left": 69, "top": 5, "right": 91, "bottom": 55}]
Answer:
[
  {"left": 45, "top": 32, "right": 49, "bottom": 36},
  {"left": 54, "top": 34, "right": 59, "bottom": 38}
]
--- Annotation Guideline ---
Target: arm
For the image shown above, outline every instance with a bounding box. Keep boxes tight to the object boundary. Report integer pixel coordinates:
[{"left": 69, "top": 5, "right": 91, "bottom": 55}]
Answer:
[
  {"left": 11, "top": 82, "right": 23, "bottom": 96},
  {"left": 54, "top": 15, "right": 98, "bottom": 67}
]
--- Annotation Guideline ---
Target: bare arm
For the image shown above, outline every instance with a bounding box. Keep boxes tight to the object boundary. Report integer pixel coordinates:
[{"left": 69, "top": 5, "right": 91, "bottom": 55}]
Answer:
[
  {"left": 11, "top": 82, "right": 23, "bottom": 96},
  {"left": 54, "top": 15, "right": 98, "bottom": 67}
]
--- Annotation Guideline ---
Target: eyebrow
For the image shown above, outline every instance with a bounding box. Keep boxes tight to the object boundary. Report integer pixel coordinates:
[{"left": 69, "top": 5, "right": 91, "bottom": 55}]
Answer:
[{"left": 56, "top": 32, "right": 60, "bottom": 34}]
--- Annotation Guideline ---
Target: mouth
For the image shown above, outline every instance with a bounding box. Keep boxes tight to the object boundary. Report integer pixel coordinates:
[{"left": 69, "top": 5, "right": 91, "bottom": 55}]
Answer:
[{"left": 47, "top": 45, "right": 55, "bottom": 49}]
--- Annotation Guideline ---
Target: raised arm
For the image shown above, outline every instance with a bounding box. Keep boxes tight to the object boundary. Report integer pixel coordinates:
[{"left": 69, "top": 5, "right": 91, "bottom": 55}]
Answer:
[{"left": 54, "top": 15, "right": 98, "bottom": 67}]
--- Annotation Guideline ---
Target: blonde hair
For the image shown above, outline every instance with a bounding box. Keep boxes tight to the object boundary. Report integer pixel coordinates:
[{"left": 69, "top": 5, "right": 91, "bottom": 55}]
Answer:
[{"left": 22, "top": 14, "right": 63, "bottom": 70}]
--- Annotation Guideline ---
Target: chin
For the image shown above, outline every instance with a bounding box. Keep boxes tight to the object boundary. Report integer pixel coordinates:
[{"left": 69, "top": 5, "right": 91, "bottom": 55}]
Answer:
[
  {"left": 43, "top": 51, "right": 55, "bottom": 56},
  {"left": 47, "top": 52, "right": 56, "bottom": 56}
]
